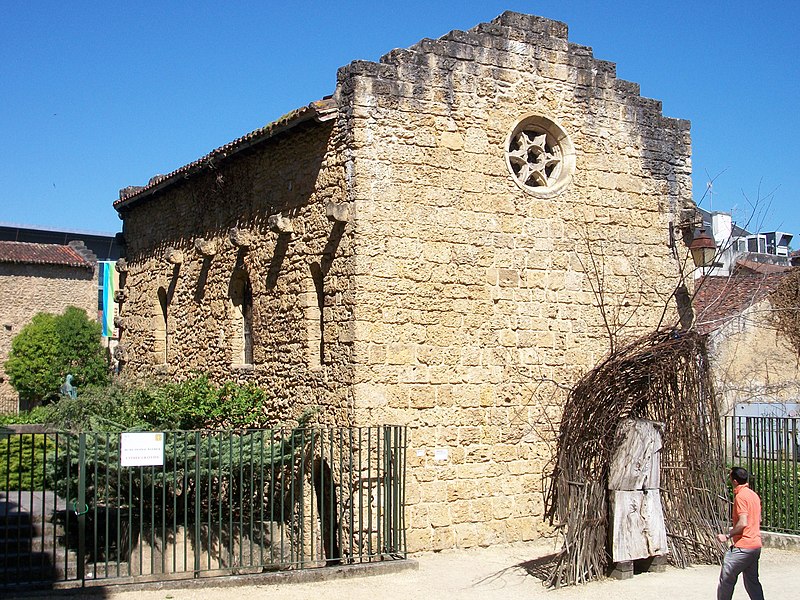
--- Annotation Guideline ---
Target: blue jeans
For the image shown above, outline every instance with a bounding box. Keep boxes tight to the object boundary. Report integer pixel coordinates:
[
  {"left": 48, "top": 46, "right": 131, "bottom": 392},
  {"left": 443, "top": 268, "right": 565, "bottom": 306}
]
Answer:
[{"left": 717, "top": 546, "right": 764, "bottom": 600}]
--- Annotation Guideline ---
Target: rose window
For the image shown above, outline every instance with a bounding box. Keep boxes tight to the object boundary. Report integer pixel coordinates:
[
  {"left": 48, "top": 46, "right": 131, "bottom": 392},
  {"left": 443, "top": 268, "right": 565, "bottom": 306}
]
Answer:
[
  {"left": 508, "top": 129, "right": 562, "bottom": 187},
  {"left": 505, "top": 115, "right": 575, "bottom": 197}
]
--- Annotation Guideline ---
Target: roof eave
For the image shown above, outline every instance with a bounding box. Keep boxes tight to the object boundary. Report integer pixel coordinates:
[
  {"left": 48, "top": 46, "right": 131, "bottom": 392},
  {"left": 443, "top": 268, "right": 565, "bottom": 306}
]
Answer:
[
  {"left": 114, "top": 98, "right": 338, "bottom": 213},
  {"left": 0, "top": 258, "right": 94, "bottom": 270}
]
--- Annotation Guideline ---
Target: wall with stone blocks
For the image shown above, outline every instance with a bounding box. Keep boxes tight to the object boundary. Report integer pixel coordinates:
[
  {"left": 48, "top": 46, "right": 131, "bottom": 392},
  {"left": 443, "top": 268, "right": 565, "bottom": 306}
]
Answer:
[
  {"left": 0, "top": 264, "right": 97, "bottom": 412},
  {"left": 336, "top": 11, "right": 693, "bottom": 551},
  {"left": 116, "top": 11, "right": 694, "bottom": 552},
  {"left": 118, "top": 121, "right": 356, "bottom": 425},
  {"left": 708, "top": 298, "right": 800, "bottom": 416}
]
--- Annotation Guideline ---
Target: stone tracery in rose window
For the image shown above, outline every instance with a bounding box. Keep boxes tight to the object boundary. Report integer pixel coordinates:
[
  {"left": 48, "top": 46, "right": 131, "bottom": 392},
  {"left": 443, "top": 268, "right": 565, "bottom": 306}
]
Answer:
[
  {"left": 504, "top": 115, "right": 575, "bottom": 197},
  {"left": 507, "top": 128, "right": 563, "bottom": 189}
]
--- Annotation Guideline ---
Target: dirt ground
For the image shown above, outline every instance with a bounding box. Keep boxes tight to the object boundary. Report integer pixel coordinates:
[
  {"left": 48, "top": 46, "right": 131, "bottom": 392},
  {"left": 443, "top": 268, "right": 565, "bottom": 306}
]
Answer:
[{"left": 29, "top": 540, "right": 797, "bottom": 600}]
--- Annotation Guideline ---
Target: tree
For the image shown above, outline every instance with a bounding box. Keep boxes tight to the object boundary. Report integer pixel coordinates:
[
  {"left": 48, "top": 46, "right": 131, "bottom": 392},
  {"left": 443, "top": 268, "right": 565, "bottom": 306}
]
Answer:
[{"left": 5, "top": 306, "right": 109, "bottom": 406}]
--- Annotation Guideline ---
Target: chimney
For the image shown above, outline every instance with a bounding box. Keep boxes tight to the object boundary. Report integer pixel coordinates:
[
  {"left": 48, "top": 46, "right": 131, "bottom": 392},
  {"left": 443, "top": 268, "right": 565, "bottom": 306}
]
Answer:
[{"left": 710, "top": 212, "right": 732, "bottom": 247}]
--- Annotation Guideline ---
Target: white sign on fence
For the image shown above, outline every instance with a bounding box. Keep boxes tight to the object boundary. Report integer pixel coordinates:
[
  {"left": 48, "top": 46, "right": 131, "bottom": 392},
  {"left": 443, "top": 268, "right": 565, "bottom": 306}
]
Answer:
[{"left": 120, "top": 432, "right": 165, "bottom": 467}]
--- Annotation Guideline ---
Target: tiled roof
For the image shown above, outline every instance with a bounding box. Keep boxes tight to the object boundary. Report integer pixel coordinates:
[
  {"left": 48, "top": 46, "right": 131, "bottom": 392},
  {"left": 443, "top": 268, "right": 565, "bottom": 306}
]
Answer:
[
  {"left": 734, "top": 257, "right": 792, "bottom": 275},
  {"left": 0, "top": 241, "right": 94, "bottom": 269},
  {"left": 114, "top": 98, "right": 338, "bottom": 210},
  {"left": 693, "top": 270, "right": 789, "bottom": 334}
]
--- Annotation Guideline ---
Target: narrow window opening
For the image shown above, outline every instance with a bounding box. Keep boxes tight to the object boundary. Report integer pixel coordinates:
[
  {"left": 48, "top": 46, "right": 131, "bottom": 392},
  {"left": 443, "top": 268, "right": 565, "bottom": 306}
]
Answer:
[
  {"left": 306, "top": 263, "right": 325, "bottom": 369},
  {"left": 156, "top": 286, "right": 168, "bottom": 364},
  {"left": 231, "top": 270, "right": 254, "bottom": 366},
  {"left": 242, "top": 278, "right": 254, "bottom": 365}
]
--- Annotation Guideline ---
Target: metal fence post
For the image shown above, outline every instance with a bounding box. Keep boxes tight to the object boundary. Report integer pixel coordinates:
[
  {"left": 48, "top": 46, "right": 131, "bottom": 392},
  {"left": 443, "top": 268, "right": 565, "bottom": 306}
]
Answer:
[
  {"left": 194, "top": 431, "right": 201, "bottom": 577},
  {"left": 77, "top": 433, "right": 86, "bottom": 582}
]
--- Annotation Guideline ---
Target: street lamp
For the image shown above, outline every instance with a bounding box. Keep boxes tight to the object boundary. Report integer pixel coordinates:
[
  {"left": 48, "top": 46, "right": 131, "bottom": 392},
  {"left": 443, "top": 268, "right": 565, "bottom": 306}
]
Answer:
[{"left": 689, "top": 228, "right": 716, "bottom": 268}]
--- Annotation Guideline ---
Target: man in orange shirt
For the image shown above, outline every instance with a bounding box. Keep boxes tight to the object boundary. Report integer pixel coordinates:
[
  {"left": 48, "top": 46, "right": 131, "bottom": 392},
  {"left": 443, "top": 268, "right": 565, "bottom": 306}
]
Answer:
[{"left": 716, "top": 467, "right": 765, "bottom": 600}]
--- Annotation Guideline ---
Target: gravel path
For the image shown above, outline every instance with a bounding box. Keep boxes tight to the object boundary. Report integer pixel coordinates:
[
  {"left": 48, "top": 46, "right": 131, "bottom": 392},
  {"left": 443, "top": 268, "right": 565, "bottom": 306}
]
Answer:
[{"left": 29, "top": 540, "right": 797, "bottom": 600}]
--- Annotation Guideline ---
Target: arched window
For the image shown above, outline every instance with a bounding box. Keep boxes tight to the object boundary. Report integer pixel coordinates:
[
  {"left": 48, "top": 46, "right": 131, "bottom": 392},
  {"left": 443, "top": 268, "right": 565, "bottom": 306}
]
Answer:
[
  {"left": 155, "top": 286, "right": 168, "bottom": 364},
  {"left": 230, "top": 270, "right": 254, "bottom": 365}
]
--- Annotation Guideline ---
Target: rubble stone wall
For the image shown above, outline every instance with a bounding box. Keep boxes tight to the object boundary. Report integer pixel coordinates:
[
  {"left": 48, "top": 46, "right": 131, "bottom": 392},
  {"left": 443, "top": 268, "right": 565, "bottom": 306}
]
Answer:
[
  {"left": 337, "top": 12, "right": 693, "bottom": 551},
  {"left": 0, "top": 264, "right": 96, "bottom": 412},
  {"left": 117, "top": 121, "right": 357, "bottom": 425}
]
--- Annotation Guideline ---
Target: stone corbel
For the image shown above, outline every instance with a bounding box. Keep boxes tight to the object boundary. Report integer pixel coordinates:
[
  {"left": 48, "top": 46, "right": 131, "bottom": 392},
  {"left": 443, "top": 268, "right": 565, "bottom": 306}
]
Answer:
[
  {"left": 229, "top": 227, "right": 253, "bottom": 249},
  {"left": 165, "top": 247, "right": 184, "bottom": 265},
  {"left": 113, "top": 344, "right": 128, "bottom": 362},
  {"left": 113, "top": 316, "right": 127, "bottom": 330},
  {"left": 268, "top": 214, "right": 294, "bottom": 234},
  {"left": 114, "top": 258, "right": 129, "bottom": 273},
  {"left": 194, "top": 238, "right": 219, "bottom": 257},
  {"left": 114, "top": 289, "right": 127, "bottom": 303},
  {"left": 679, "top": 207, "right": 701, "bottom": 232},
  {"left": 325, "top": 201, "right": 351, "bottom": 223}
]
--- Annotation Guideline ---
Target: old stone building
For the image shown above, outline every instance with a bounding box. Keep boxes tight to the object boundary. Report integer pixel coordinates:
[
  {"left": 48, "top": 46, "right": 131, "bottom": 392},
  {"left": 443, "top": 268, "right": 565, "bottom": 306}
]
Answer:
[
  {"left": 0, "top": 241, "right": 97, "bottom": 412},
  {"left": 695, "top": 269, "right": 800, "bottom": 417},
  {"left": 114, "top": 12, "right": 695, "bottom": 551}
]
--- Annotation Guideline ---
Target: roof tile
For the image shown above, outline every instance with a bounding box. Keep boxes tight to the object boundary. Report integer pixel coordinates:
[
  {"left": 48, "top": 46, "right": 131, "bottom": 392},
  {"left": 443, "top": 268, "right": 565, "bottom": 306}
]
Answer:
[
  {"left": 734, "top": 257, "right": 792, "bottom": 275},
  {"left": 114, "top": 97, "right": 338, "bottom": 209},
  {"left": 693, "top": 270, "right": 789, "bottom": 334},
  {"left": 0, "top": 241, "right": 94, "bottom": 269}
]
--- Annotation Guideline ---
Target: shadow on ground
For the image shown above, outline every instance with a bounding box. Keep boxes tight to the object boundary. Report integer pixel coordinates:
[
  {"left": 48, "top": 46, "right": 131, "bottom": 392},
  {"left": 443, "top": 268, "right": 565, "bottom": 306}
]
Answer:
[{"left": 471, "top": 552, "right": 560, "bottom": 589}]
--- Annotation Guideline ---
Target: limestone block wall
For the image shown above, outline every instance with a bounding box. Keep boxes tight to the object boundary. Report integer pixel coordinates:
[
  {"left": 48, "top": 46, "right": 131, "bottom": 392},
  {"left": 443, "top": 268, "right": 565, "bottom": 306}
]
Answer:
[
  {"left": 115, "top": 10, "right": 696, "bottom": 554},
  {"left": 708, "top": 298, "right": 800, "bottom": 416},
  {"left": 0, "top": 264, "right": 96, "bottom": 412},
  {"left": 118, "top": 121, "right": 357, "bottom": 425},
  {"left": 336, "top": 12, "right": 694, "bottom": 551}
]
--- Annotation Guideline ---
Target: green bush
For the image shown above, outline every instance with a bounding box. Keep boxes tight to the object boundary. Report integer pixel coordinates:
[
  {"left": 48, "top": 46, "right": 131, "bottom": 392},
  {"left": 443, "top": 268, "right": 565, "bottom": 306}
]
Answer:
[
  {"left": 3, "top": 376, "right": 295, "bottom": 508},
  {"left": 0, "top": 434, "right": 55, "bottom": 490},
  {"left": 44, "top": 410, "right": 317, "bottom": 526},
  {"left": 44, "top": 375, "right": 280, "bottom": 432},
  {"left": 749, "top": 463, "right": 800, "bottom": 531},
  {"left": 139, "top": 375, "right": 274, "bottom": 429},
  {"left": 43, "top": 380, "right": 154, "bottom": 432},
  {"left": 0, "top": 406, "right": 50, "bottom": 426},
  {"left": 126, "top": 375, "right": 276, "bottom": 430},
  {"left": 4, "top": 306, "right": 109, "bottom": 406}
]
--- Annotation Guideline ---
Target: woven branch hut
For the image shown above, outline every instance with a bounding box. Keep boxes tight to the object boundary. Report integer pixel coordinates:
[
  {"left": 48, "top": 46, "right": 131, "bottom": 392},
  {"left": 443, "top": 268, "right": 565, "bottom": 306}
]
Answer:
[{"left": 545, "top": 329, "right": 728, "bottom": 587}]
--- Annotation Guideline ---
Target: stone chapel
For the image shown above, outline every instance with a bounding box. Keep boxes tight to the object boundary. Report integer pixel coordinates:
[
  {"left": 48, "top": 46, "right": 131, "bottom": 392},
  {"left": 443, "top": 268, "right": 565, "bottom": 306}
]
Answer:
[{"left": 113, "top": 12, "right": 695, "bottom": 551}]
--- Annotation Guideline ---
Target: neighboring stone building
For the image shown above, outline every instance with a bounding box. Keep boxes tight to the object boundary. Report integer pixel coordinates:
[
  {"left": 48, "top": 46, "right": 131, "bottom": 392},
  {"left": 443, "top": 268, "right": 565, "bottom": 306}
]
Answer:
[
  {"left": 0, "top": 223, "right": 124, "bottom": 324},
  {"left": 114, "top": 12, "right": 696, "bottom": 551},
  {"left": 695, "top": 269, "right": 800, "bottom": 417},
  {"left": 0, "top": 223, "right": 123, "bottom": 264},
  {"left": 0, "top": 241, "right": 97, "bottom": 412}
]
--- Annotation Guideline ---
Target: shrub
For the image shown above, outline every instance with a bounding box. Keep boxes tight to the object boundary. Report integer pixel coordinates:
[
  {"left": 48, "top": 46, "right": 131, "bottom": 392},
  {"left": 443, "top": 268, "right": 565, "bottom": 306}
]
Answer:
[
  {"left": 127, "top": 375, "right": 276, "bottom": 430},
  {"left": 44, "top": 409, "right": 317, "bottom": 529},
  {"left": 749, "top": 463, "right": 800, "bottom": 532},
  {"left": 0, "top": 406, "right": 50, "bottom": 426},
  {"left": 43, "top": 375, "right": 280, "bottom": 432},
  {"left": 4, "top": 306, "right": 109, "bottom": 406},
  {"left": 42, "top": 379, "right": 161, "bottom": 433},
  {"left": 0, "top": 434, "right": 55, "bottom": 490}
]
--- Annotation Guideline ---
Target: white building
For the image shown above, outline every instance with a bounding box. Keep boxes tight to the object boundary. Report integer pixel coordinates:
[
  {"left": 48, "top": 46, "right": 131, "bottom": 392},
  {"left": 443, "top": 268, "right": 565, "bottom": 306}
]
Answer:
[{"left": 697, "top": 208, "right": 794, "bottom": 277}]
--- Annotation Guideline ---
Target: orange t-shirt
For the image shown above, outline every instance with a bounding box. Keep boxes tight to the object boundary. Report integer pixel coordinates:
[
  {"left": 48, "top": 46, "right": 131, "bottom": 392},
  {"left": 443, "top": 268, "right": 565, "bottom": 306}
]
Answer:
[{"left": 732, "top": 483, "right": 762, "bottom": 549}]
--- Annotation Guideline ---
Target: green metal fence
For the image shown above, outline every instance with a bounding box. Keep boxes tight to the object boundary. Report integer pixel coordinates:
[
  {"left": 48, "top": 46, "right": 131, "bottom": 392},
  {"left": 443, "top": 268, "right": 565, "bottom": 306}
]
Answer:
[
  {"left": 0, "top": 425, "right": 407, "bottom": 588},
  {"left": 723, "top": 416, "right": 799, "bottom": 534}
]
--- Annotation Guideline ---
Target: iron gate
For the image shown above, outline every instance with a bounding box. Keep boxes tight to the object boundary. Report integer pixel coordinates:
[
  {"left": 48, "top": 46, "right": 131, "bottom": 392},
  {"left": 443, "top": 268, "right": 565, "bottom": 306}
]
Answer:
[
  {"left": 0, "top": 425, "right": 407, "bottom": 589},
  {"left": 723, "top": 416, "right": 799, "bottom": 534}
]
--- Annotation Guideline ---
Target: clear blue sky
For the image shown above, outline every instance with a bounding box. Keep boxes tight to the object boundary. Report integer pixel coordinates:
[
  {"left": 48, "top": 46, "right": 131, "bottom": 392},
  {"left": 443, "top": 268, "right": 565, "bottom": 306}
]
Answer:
[{"left": 2, "top": 1, "right": 798, "bottom": 241}]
